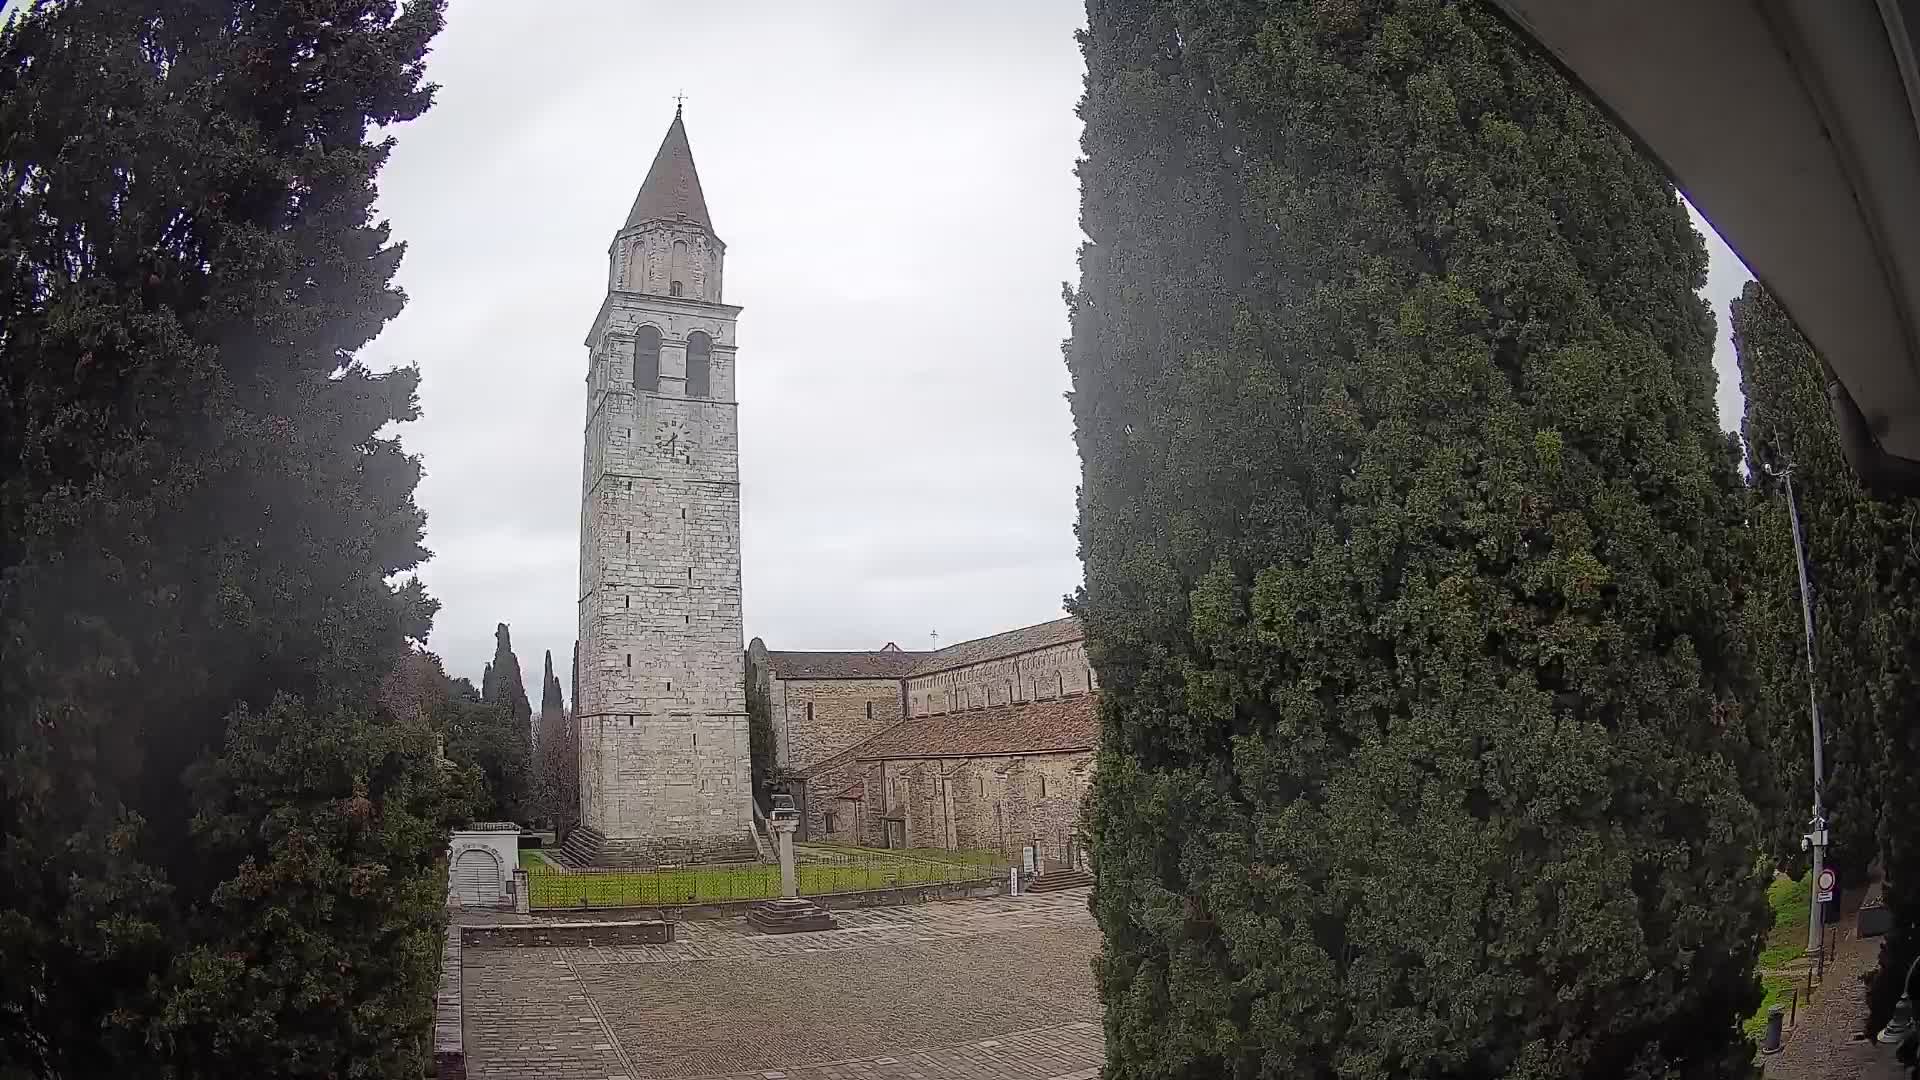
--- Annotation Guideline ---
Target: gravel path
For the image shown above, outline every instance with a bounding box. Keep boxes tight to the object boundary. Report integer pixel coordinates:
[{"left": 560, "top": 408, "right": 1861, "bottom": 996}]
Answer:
[{"left": 1762, "top": 888, "right": 1905, "bottom": 1080}]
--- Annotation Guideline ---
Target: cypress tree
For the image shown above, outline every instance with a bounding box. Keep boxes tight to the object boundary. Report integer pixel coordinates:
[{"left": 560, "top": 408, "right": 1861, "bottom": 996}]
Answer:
[
  {"left": 489, "top": 622, "right": 533, "bottom": 738},
  {"left": 535, "top": 649, "right": 576, "bottom": 830},
  {"left": 1731, "top": 283, "right": 1920, "bottom": 1031},
  {"left": 439, "top": 691, "right": 528, "bottom": 823},
  {"left": 0, "top": 0, "right": 452, "bottom": 1074},
  {"left": 1067, "top": 2, "right": 1767, "bottom": 1076},
  {"left": 1732, "top": 282, "right": 1889, "bottom": 882}
]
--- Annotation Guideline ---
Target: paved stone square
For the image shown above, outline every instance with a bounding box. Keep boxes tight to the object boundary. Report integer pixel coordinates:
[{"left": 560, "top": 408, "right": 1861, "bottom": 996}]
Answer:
[{"left": 463, "top": 890, "right": 1103, "bottom": 1080}]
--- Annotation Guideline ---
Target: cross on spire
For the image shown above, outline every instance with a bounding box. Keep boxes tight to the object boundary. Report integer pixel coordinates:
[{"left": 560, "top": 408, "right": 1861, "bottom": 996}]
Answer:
[
  {"left": 673, "top": 90, "right": 686, "bottom": 117},
  {"left": 930, "top": 629, "right": 939, "bottom": 650}
]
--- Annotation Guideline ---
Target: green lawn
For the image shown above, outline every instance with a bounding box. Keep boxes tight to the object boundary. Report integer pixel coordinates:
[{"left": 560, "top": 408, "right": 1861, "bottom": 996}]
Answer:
[
  {"left": 1759, "top": 871, "right": 1812, "bottom": 971},
  {"left": 1744, "top": 972, "right": 1797, "bottom": 1037},
  {"left": 524, "top": 848, "right": 994, "bottom": 909},
  {"left": 1743, "top": 871, "right": 1814, "bottom": 1038}
]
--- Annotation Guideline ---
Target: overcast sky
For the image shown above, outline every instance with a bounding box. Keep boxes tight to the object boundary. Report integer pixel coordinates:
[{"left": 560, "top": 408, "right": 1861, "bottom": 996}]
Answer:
[{"left": 360, "top": 1, "right": 1754, "bottom": 690}]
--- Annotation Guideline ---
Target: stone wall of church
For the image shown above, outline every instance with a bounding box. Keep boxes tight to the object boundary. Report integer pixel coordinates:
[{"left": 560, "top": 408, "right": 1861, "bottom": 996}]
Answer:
[
  {"left": 803, "top": 752, "right": 1091, "bottom": 864},
  {"left": 905, "top": 640, "right": 1097, "bottom": 718},
  {"left": 768, "top": 677, "right": 905, "bottom": 773}
]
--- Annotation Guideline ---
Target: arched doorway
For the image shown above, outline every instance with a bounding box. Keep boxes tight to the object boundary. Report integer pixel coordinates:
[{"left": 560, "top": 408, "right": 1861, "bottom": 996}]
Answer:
[{"left": 451, "top": 847, "right": 504, "bottom": 907}]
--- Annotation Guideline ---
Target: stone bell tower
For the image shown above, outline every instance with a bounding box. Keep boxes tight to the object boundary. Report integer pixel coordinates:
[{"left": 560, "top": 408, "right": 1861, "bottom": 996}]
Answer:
[{"left": 567, "top": 107, "right": 754, "bottom": 866}]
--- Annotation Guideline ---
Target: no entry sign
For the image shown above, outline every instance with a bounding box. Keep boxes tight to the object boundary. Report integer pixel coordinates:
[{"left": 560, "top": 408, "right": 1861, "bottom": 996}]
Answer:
[{"left": 1816, "top": 866, "right": 1837, "bottom": 903}]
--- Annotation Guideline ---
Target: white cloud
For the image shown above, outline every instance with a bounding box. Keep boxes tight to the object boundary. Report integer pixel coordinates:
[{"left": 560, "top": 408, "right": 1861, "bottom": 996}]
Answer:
[
  {"left": 362, "top": 1, "right": 1089, "bottom": 684},
  {"left": 362, "top": 1, "right": 1752, "bottom": 686}
]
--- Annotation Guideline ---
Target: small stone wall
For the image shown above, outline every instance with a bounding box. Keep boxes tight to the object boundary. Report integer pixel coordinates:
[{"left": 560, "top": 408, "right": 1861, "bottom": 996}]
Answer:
[
  {"left": 459, "top": 919, "right": 675, "bottom": 949},
  {"left": 433, "top": 928, "right": 465, "bottom": 1079},
  {"left": 561, "top": 877, "right": 1005, "bottom": 923}
]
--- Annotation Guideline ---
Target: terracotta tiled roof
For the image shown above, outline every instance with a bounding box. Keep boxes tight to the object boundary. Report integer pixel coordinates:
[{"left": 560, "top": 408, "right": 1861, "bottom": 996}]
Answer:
[
  {"left": 906, "top": 617, "right": 1083, "bottom": 678},
  {"left": 853, "top": 694, "right": 1097, "bottom": 761},
  {"left": 625, "top": 110, "right": 713, "bottom": 232},
  {"left": 765, "top": 650, "right": 927, "bottom": 680}
]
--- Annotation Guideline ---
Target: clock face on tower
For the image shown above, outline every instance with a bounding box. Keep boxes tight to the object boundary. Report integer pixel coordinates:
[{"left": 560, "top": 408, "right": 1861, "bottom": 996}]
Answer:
[{"left": 653, "top": 417, "right": 693, "bottom": 464}]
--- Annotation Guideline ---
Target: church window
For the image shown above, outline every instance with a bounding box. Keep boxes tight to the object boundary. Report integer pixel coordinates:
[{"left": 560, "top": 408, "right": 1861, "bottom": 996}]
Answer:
[
  {"left": 623, "top": 595, "right": 629, "bottom": 609},
  {"left": 805, "top": 701, "right": 814, "bottom": 724},
  {"left": 635, "top": 325, "right": 662, "bottom": 393},
  {"left": 1040, "top": 775, "right": 1048, "bottom": 798},
  {"left": 625, "top": 653, "right": 631, "bottom": 668},
  {"left": 686, "top": 331, "right": 712, "bottom": 398},
  {"left": 866, "top": 701, "right": 874, "bottom": 720},
  {"left": 670, "top": 239, "right": 689, "bottom": 294},
  {"left": 1058, "top": 672, "right": 1066, "bottom": 697},
  {"left": 824, "top": 811, "right": 837, "bottom": 834}
]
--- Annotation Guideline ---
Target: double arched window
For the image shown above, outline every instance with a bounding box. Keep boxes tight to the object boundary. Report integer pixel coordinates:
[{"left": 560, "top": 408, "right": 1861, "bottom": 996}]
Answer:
[
  {"left": 635, "top": 325, "right": 661, "bottom": 393},
  {"left": 686, "top": 331, "right": 711, "bottom": 398}
]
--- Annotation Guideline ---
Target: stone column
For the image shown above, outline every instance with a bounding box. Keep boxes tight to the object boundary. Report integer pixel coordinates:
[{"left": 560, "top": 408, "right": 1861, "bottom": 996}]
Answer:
[{"left": 770, "top": 818, "right": 798, "bottom": 899}]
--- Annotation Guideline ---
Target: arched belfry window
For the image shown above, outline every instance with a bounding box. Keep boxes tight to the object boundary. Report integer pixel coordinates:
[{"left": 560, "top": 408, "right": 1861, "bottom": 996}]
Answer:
[
  {"left": 686, "top": 331, "right": 712, "bottom": 398},
  {"left": 669, "top": 239, "right": 689, "bottom": 298},
  {"left": 635, "top": 325, "right": 661, "bottom": 393}
]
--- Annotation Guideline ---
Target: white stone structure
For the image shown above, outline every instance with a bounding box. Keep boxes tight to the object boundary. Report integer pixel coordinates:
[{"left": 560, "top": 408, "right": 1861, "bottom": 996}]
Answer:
[
  {"left": 448, "top": 824, "right": 520, "bottom": 909},
  {"left": 568, "top": 109, "right": 755, "bottom": 866}
]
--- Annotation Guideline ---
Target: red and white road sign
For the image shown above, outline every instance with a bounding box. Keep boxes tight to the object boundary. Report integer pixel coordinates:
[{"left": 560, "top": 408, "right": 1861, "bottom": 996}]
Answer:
[{"left": 1816, "top": 866, "right": 1837, "bottom": 903}]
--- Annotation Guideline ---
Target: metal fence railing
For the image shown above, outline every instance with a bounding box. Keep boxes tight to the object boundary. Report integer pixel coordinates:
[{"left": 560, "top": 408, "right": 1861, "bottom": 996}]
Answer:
[{"left": 525, "top": 846, "right": 1005, "bottom": 910}]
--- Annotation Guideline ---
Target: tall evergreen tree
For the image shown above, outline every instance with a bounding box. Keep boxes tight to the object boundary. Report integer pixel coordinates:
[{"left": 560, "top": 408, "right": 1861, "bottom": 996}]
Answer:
[
  {"left": 1066, "top": 2, "right": 1768, "bottom": 1076},
  {"left": 534, "top": 649, "right": 576, "bottom": 830},
  {"left": 747, "top": 658, "right": 775, "bottom": 803},
  {"left": 1732, "top": 281, "right": 1889, "bottom": 882},
  {"left": 488, "top": 622, "right": 533, "bottom": 737},
  {"left": 0, "top": 1, "right": 452, "bottom": 1075},
  {"left": 440, "top": 676, "right": 529, "bottom": 824},
  {"left": 1731, "top": 283, "right": 1920, "bottom": 1031}
]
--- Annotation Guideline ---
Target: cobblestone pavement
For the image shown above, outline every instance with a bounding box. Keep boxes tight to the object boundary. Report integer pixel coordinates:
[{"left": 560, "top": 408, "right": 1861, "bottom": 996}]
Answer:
[{"left": 464, "top": 889, "right": 1102, "bottom": 1080}]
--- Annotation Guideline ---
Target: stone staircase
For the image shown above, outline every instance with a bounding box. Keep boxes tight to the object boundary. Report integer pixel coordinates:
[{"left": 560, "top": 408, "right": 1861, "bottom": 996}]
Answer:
[
  {"left": 1025, "top": 866, "right": 1094, "bottom": 893},
  {"left": 557, "top": 825, "right": 760, "bottom": 869}
]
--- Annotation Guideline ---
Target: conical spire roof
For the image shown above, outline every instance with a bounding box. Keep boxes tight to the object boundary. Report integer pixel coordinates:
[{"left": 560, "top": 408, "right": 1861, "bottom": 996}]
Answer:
[{"left": 624, "top": 107, "right": 712, "bottom": 232}]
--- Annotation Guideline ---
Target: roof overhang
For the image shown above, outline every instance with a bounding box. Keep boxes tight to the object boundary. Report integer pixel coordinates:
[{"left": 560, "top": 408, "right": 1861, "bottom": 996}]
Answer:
[{"left": 1486, "top": 0, "right": 1920, "bottom": 495}]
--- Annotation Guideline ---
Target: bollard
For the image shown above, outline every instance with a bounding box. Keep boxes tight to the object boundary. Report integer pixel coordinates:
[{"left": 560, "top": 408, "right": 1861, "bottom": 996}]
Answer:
[{"left": 1760, "top": 1005, "right": 1785, "bottom": 1054}]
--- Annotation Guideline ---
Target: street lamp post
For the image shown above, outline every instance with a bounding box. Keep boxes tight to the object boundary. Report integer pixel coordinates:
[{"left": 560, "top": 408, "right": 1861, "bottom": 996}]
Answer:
[{"left": 1780, "top": 466, "right": 1830, "bottom": 980}]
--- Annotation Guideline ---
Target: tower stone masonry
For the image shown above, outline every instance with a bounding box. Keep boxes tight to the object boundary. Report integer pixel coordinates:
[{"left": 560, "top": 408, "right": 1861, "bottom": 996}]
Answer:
[{"left": 566, "top": 108, "right": 755, "bottom": 866}]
